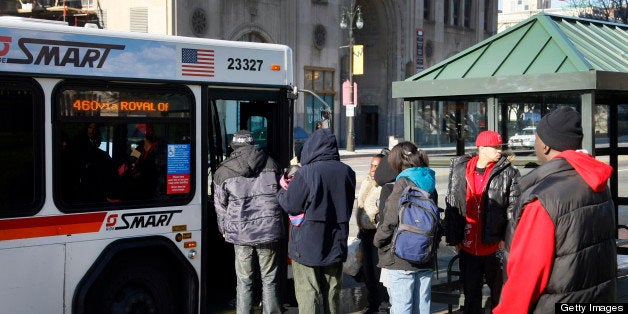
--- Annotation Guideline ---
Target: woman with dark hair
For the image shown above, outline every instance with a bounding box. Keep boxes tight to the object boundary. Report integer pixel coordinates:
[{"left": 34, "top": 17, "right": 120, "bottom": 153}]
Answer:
[{"left": 374, "top": 141, "right": 437, "bottom": 314}]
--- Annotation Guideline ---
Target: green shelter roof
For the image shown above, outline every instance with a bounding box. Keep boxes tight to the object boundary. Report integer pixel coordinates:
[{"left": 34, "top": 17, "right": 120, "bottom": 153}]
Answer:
[{"left": 393, "top": 13, "right": 628, "bottom": 99}]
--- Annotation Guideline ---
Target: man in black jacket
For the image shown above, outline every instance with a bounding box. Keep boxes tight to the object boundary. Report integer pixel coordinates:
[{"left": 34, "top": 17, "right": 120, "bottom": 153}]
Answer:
[
  {"left": 277, "top": 128, "right": 355, "bottom": 314},
  {"left": 214, "top": 130, "right": 285, "bottom": 314},
  {"left": 444, "top": 130, "right": 520, "bottom": 313}
]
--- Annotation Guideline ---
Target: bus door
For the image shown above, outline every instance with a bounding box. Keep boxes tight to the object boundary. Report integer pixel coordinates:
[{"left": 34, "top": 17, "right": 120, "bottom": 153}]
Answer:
[
  {"left": 239, "top": 100, "right": 276, "bottom": 155},
  {"left": 203, "top": 87, "right": 292, "bottom": 311}
]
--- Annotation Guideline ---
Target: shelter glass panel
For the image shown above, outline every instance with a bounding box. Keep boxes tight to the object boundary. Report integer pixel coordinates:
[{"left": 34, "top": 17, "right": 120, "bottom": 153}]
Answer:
[
  {"left": 499, "top": 93, "right": 581, "bottom": 151},
  {"left": 414, "top": 99, "right": 486, "bottom": 154}
]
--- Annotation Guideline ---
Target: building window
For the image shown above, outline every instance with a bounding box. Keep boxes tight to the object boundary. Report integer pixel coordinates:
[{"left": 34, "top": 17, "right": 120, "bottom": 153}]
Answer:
[
  {"left": 129, "top": 7, "right": 148, "bottom": 33},
  {"left": 237, "top": 32, "right": 266, "bottom": 43},
  {"left": 304, "top": 67, "right": 335, "bottom": 133},
  {"left": 445, "top": 0, "right": 451, "bottom": 25},
  {"left": 424, "top": 0, "right": 431, "bottom": 20},
  {"left": 453, "top": 0, "right": 460, "bottom": 26},
  {"left": 484, "top": 0, "right": 491, "bottom": 31},
  {"left": 464, "top": 0, "right": 472, "bottom": 28}
]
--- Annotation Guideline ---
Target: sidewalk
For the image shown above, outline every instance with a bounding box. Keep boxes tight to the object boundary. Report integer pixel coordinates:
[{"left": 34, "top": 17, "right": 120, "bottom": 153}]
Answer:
[{"left": 335, "top": 146, "right": 628, "bottom": 313}]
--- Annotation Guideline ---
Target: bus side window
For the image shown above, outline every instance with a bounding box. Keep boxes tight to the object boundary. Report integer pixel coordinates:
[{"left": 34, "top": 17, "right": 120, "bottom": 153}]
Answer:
[
  {"left": 54, "top": 83, "right": 194, "bottom": 211},
  {"left": 117, "top": 123, "right": 166, "bottom": 200},
  {"left": 0, "top": 79, "right": 44, "bottom": 215},
  {"left": 62, "top": 123, "right": 118, "bottom": 204}
]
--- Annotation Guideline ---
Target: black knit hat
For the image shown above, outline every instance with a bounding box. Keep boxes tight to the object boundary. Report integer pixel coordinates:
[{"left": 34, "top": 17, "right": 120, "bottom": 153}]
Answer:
[
  {"left": 536, "top": 107, "right": 583, "bottom": 151},
  {"left": 231, "top": 130, "right": 254, "bottom": 148}
]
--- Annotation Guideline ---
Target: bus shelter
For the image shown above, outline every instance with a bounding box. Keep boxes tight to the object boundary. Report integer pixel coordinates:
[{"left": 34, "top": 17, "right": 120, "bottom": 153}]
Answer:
[{"left": 392, "top": 13, "right": 628, "bottom": 250}]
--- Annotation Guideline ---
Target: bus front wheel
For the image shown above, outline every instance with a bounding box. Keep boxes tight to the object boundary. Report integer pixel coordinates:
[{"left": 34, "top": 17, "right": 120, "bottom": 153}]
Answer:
[{"left": 86, "top": 260, "right": 177, "bottom": 314}]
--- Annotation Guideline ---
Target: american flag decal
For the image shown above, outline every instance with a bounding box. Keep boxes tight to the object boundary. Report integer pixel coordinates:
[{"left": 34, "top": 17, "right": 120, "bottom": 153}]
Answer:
[{"left": 181, "top": 48, "right": 215, "bottom": 77}]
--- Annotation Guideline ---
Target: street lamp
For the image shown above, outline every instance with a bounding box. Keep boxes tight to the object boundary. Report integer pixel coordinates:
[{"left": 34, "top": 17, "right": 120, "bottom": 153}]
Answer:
[{"left": 340, "top": 1, "right": 363, "bottom": 152}]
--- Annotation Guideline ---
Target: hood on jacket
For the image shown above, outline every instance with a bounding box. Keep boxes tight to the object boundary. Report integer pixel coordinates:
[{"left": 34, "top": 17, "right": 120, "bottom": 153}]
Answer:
[
  {"left": 555, "top": 150, "right": 613, "bottom": 192},
  {"left": 300, "top": 128, "right": 340, "bottom": 165},
  {"left": 397, "top": 166, "right": 436, "bottom": 194},
  {"left": 374, "top": 155, "right": 398, "bottom": 186},
  {"left": 214, "top": 145, "right": 269, "bottom": 185}
]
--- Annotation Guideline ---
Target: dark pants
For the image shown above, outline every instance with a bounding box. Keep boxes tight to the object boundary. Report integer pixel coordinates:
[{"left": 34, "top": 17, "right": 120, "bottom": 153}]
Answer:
[
  {"left": 459, "top": 250, "right": 503, "bottom": 314},
  {"left": 358, "top": 228, "right": 388, "bottom": 312}
]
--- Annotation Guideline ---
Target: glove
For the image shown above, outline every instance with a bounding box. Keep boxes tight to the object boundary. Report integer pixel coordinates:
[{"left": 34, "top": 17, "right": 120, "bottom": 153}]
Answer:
[
  {"left": 280, "top": 175, "right": 293, "bottom": 190},
  {"left": 289, "top": 213, "right": 305, "bottom": 226}
]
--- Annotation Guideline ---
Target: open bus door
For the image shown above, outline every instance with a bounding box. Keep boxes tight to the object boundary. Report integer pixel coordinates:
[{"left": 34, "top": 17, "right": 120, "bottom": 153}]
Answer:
[{"left": 202, "top": 87, "right": 293, "bottom": 312}]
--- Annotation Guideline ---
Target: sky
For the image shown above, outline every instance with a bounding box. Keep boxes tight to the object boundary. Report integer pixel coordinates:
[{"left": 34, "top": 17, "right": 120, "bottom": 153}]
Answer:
[{"left": 498, "top": 0, "right": 570, "bottom": 10}]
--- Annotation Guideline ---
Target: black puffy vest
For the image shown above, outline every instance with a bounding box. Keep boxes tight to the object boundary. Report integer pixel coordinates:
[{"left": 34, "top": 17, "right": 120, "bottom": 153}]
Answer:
[{"left": 509, "top": 158, "right": 616, "bottom": 313}]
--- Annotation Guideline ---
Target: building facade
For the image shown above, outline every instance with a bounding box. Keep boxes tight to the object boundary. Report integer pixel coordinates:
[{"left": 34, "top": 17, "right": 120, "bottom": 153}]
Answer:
[{"left": 94, "top": 0, "right": 497, "bottom": 147}]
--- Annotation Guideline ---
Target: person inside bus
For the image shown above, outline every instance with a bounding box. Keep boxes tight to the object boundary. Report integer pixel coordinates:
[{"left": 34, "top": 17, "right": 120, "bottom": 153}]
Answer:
[
  {"left": 70, "top": 123, "right": 118, "bottom": 204},
  {"left": 118, "top": 123, "right": 165, "bottom": 200},
  {"left": 213, "top": 130, "right": 285, "bottom": 314}
]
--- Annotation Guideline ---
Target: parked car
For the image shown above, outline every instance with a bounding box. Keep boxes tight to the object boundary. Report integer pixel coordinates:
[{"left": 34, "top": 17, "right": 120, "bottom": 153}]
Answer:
[{"left": 509, "top": 126, "right": 536, "bottom": 149}]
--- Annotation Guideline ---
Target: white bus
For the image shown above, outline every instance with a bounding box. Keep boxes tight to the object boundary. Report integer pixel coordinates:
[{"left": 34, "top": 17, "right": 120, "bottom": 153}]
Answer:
[{"left": 0, "top": 16, "right": 295, "bottom": 313}]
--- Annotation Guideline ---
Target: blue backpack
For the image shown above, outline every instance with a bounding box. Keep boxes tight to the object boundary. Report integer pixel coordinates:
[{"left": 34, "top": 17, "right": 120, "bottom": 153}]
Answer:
[{"left": 392, "top": 185, "right": 441, "bottom": 264}]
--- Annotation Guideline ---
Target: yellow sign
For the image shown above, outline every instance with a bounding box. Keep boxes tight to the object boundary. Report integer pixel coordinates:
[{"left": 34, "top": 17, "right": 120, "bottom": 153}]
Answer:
[{"left": 353, "top": 45, "right": 364, "bottom": 75}]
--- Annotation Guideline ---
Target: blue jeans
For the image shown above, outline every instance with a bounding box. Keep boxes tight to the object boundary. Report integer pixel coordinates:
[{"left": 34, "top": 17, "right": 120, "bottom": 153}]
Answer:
[
  {"left": 387, "top": 268, "right": 433, "bottom": 314},
  {"left": 234, "top": 242, "right": 281, "bottom": 314}
]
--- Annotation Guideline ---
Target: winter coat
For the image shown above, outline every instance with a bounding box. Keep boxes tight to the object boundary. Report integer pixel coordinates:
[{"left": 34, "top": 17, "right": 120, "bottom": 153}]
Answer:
[
  {"left": 277, "top": 128, "right": 356, "bottom": 266},
  {"left": 213, "top": 144, "right": 284, "bottom": 245},
  {"left": 444, "top": 154, "right": 520, "bottom": 248},
  {"left": 373, "top": 167, "right": 438, "bottom": 271},
  {"left": 496, "top": 151, "right": 616, "bottom": 314},
  {"left": 356, "top": 175, "right": 381, "bottom": 230}
]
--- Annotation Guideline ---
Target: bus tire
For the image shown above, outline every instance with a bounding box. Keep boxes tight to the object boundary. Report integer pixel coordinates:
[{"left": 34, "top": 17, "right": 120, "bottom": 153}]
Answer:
[{"left": 86, "top": 259, "right": 177, "bottom": 314}]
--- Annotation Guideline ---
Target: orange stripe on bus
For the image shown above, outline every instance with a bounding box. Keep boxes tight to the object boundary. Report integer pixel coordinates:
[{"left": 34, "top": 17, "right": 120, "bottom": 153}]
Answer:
[{"left": 0, "top": 212, "right": 106, "bottom": 241}]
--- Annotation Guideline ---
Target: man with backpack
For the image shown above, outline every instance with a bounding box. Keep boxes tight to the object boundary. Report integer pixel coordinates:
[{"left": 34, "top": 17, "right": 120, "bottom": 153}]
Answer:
[
  {"left": 444, "top": 130, "right": 520, "bottom": 313},
  {"left": 374, "top": 141, "right": 440, "bottom": 314}
]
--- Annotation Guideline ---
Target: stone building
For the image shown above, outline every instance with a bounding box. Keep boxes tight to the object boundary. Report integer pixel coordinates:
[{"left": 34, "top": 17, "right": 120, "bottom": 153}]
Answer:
[{"left": 94, "top": 0, "right": 497, "bottom": 147}]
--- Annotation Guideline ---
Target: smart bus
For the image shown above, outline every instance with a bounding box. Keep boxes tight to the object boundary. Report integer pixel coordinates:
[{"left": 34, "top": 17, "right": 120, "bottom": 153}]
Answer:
[{"left": 0, "top": 16, "right": 295, "bottom": 313}]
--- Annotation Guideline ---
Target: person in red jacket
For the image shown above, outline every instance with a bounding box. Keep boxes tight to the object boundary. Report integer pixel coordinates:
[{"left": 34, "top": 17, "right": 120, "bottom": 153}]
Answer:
[
  {"left": 495, "top": 107, "right": 616, "bottom": 314},
  {"left": 444, "top": 131, "right": 520, "bottom": 313}
]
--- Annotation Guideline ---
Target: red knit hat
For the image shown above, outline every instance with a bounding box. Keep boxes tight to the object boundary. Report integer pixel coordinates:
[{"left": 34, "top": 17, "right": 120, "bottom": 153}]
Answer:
[{"left": 475, "top": 130, "right": 503, "bottom": 147}]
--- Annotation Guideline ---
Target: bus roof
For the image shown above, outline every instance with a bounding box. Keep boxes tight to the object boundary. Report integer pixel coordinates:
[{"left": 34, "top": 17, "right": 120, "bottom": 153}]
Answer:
[{"left": 0, "top": 16, "right": 294, "bottom": 87}]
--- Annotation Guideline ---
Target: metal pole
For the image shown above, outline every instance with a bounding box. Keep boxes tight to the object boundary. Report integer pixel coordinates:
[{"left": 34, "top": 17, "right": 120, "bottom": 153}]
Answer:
[
  {"left": 341, "top": 0, "right": 361, "bottom": 152},
  {"left": 347, "top": 19, "right": 355, "bottom": 152}
]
